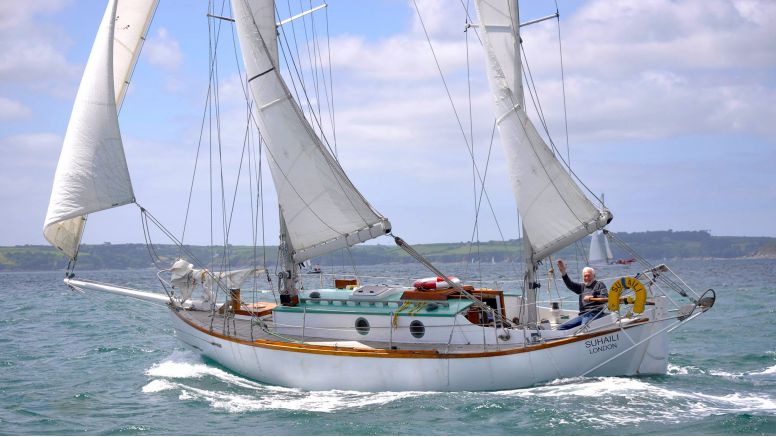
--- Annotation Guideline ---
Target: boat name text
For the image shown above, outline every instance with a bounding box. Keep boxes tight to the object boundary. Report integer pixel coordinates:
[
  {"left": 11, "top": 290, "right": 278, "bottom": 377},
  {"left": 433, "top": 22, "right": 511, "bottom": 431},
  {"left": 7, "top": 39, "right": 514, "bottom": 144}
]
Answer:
[{"left": 585, "top": 334, "right": 619, "bottom": 355}]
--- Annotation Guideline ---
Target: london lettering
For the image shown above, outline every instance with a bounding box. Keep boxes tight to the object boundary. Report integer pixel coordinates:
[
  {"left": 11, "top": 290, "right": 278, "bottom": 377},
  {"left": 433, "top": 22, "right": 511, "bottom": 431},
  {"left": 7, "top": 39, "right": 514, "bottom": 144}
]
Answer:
[{"left": 585, "top": 334, "right": 619, "bottom": 354}]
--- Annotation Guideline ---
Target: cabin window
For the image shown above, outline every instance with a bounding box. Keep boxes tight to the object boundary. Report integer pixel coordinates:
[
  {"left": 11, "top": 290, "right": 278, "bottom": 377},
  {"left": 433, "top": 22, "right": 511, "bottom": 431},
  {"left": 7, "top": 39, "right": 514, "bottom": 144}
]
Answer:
[
  {"left": 410, "top": 320, "right": 425, "bottom": 338},
  {"left": 355, "top": 317, "right": 370, "bottom": 335}
]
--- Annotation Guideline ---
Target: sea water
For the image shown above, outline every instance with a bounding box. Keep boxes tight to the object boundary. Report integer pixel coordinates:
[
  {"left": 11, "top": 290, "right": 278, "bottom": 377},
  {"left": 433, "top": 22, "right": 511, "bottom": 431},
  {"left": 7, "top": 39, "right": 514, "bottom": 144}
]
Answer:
[{"left": 0, "top": 259, "right": 774, "bottom": 435}]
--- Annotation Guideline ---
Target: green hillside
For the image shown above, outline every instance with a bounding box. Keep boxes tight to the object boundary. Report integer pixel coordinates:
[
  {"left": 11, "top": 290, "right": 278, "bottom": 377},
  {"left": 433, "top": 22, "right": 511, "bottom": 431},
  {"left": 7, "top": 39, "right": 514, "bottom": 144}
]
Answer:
[{"left": 2, "top": 230, "right": 774, "bottom": 272}]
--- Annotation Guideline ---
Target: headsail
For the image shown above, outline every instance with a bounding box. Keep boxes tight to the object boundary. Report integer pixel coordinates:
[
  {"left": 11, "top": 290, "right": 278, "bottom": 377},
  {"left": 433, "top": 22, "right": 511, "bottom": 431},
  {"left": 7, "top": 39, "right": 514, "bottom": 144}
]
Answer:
[
  {"left": 43, "top": 0, "right": 158, "bottom": 259},
  {"left": 231, "top": 0, "right": 390, "bottom": 263},
  {"left": 474, "top": 0, "right": 611, "bottom": 262},
  {"left": 113, "top": 1, "right": 160, "bottom": 107}
]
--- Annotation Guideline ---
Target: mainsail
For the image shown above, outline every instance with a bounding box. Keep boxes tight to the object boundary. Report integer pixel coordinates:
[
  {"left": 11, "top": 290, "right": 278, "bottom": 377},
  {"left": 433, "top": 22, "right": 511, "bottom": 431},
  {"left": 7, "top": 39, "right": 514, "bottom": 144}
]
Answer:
[
  {"left": 43, "top": 0, "right": 158, "bottom": 259},
  {"left": 474, "top": 0, "right": 611, "bottom": 262},
  {"left": 231, "top": 0, "right": 390, "bottom": 263}
]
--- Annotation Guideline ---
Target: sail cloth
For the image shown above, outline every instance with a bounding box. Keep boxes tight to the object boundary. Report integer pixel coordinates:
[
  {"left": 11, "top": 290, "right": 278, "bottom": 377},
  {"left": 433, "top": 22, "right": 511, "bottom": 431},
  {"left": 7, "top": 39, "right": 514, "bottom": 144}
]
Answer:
[
  {"left": 112, "top": 0, "right": 159, "bottom": 107},
  {"left": 43, "top": 0, "right": 158, "bottom": 259},
  {"left": 474, "top": 0, "right": 611, "bottom": 262},
  {"left": 231, "top": 0, "right": 390, "bottom": 263}
]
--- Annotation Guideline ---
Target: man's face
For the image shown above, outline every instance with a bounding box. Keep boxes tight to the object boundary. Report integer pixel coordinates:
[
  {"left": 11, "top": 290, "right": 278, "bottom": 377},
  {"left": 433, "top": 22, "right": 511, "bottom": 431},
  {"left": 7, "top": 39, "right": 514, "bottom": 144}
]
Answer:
[{"left": 583, "top": 269, "right": 594, "bottom": 285}]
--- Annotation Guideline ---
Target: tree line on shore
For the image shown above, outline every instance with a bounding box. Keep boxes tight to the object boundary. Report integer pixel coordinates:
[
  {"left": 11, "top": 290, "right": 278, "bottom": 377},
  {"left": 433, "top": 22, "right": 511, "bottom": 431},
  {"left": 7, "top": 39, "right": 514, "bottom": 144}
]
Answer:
[{"left": 2, "top": 230, "right": 774, "bottom": 272}]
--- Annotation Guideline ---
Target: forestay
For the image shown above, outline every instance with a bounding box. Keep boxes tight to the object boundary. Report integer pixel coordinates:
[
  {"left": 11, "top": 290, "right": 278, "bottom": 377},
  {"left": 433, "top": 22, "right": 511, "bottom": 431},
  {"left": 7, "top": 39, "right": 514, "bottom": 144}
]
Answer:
[
  {"left": 231, "top": 0, "right": 390, "bottom": 263},
  {"left": 474, "top": 0, "right": 610, "bottom": 262}
]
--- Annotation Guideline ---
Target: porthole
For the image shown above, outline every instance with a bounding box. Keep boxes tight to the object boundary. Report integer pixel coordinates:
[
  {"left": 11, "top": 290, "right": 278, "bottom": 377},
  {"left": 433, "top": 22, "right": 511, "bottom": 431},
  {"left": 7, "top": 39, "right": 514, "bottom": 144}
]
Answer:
[
  {"left": 409, "top": 320, "right": 425, "bottom": 338},
  {"left": 355, "top": 317, "right": 370, "bottom": 335}
]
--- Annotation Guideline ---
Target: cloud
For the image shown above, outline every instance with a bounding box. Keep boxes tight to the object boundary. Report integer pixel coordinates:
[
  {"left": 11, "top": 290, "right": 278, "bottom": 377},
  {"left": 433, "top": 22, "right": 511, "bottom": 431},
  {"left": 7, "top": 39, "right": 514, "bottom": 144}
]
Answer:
[
  {"left": 0, "top": 97, "right": 32, "bottom": 119},
  {"left": 0, "top": 1, "right": 79, "bottom": 89},
  {"left": 144, "top": 27, "right": 184, "bottom": 71},
  {"left": 0, "top": 0, "right": 69, "bottom": 31},
  {"left": 516, "top": 0, "right": 776, "bottom": 143}
]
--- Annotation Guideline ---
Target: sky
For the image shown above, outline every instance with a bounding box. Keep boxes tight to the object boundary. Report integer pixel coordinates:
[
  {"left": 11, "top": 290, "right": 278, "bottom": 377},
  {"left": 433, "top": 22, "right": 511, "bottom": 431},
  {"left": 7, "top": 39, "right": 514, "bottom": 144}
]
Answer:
[{"left": 1, "top": 0, "right": 775, "bottom": 250}]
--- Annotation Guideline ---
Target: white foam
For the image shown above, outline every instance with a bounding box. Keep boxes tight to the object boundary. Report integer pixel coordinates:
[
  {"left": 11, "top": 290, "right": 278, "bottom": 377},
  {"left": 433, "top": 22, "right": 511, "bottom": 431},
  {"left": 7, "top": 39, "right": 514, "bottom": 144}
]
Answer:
[
  {"left": 153, "top": 382, "right": 425, "bottom": 413},
  {"left": 685, "top": 391, "right": 776, "bottom": 415},
  {"left": 749, "top": 364, "right": 776, "bottom": 376},
  {"left": 142, "top": 379, "right": 177, "bottom": 393},
  {"left": 496, "top": 376, "right": 776, "bottom": 426},
  {"left": 709, "top": 369, "right": 742, "bottom": 378},
  {"left": 142, "top": 351, "right": 427, "bottom": 413},
  {"left": 147, "top": 351, "right": 275, "bottom": 392},
  {"left": 667, "top": 364, "right": 703, "bottom": 375}
]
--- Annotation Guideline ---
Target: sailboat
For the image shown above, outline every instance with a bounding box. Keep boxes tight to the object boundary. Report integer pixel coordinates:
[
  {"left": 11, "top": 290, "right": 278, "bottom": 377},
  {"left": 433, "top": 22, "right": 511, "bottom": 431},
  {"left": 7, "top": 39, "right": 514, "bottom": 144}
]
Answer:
[
  {"left": 589, "top": 230, "right": 613, "bottom": 265},
  {"left": 43, "top": 0, "right": 715, "bottom": 391}
]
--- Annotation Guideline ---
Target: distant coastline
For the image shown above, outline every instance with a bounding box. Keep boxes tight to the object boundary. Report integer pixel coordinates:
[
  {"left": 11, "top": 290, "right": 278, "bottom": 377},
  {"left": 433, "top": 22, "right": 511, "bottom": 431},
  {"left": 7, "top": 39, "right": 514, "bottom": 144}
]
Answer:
[{"left": 2, "top": 230, "right": 774, "bottom": 272}]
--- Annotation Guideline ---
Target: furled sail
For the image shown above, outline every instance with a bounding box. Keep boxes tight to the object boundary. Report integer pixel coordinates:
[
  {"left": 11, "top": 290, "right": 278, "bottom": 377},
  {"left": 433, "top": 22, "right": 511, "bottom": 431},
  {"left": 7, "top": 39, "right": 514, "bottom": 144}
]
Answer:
[
  {"left": 474, "top": 0, "right": 611, "bottom": 262},
  {"left": 231, "top": 0, "right": 390, "bottom": 263},
  {"left": 43, "top": 0, "right": 158, "bottom": 259}
]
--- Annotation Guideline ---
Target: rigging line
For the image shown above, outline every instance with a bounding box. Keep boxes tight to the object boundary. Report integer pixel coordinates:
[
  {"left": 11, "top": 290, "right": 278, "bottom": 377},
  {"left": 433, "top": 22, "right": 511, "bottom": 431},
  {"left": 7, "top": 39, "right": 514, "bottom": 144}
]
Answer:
[
  {"left": 181, "top": 3, "right": 226, "bottom": 252},
  {"left": 116, "top": 0, "right": 161, "bottom": 114},
  {"left": 276, "top": 11, "right": 340, "bottom": 159},
  {"left": 236, "top": 4, "right": 380, "bottom": 258},
  {"left": 517, "top": 48, "right": 590, "bottom": 229},
  {"left": 313, "top": 1, "right": 336, "bottom": 153},
  {"left": 554, "top": 0, "right": 571, "bottom": 167},
  {"left": 240, "top": 80, "right": 371, "bottom": 243},
  {"left": 208, "top": 2, "right": 215, "bottom": 265},
  {"left": 324, "top": 5, "right": 338, "bottom": 156},
  {"left": 606, "top": 232, "right": 690, "bottom": 296},
  {"left": 412, "top": 0, "right": 503, "bottom": 232},
  {"left": 223, "top": 103, "right": 253, "bottom": 248},
  {"left": 466, "top": 121, "right": 512, "bottom": 269},
  {"left": 463, "top": 0, "right": 482, "bottom": 281},
  {"left": 345, "top": 246, "right": 360, "bottom": 283},
  {"left": 520, "top": 41, "right": 603, "bottom": 207},
  {"left": 280, "top": 0, "right": 326, "bottom": 137},
  {"left": 257, "top": 12, "right": 386, "bottom": 235},
  {"left": 275, "top": 5, "right": 307, "bottom": 124},
  {"left": 285, "top": 0, "right": 307, "bottom": 117},
  {"left": 239, "top": 5, "right": 383, "bottom": 235},
  {"left": 140, "top": 207, "right": 165, "bottom": 271},
  {"left": 141, "top": 205, "right": 236, "bottom": 297},
  {"left": 300, "top": 0, "right": 322, "bottom": 129},
  {"left": 457, "top": 0, "right": 483, "bottom": 45},
  {"left": 213, "top": 21, "right": 232, "bottom": 275}
]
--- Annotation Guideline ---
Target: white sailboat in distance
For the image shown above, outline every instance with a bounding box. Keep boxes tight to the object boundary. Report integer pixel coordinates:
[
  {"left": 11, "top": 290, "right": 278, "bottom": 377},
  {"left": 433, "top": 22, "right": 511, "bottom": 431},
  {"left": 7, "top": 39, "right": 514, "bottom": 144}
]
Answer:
[{"left": 43, "top": 0, "right": 715, "bottom": 391}]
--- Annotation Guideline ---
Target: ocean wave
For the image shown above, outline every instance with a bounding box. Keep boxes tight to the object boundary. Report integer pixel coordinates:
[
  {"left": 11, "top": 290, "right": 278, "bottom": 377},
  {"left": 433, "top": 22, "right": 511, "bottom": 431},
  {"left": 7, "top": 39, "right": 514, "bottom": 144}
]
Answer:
[
  {"left": 749, "top": 364, "right": 776, "bottom": 376},
  {"left": 142, "top": 351, "right": 426, "bottom": 413},
  {"left": 495, "top": 376, "right": 776, "bottom": 426}
]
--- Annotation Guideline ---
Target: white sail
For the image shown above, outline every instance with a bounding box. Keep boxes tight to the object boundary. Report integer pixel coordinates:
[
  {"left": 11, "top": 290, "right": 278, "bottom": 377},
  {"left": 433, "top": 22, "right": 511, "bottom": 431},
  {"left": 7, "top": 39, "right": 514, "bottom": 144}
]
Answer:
[
  {"left": 474, "top": 0, "right": 611, "bottom": 262},
  {"left": 43, "top": 0, "right": 158, "bottom": 259},
  {"left": 113, "top": 0, "right": 159, "bottom": 107},
  {"left": 231, "top": 0, "right": 390, "bottom": 263},
  {"left": 43, "top": 0, "right": 124, "bottom": 258},
  {"left": 589, "top": 230, "right": 613, "bottom": 265}
]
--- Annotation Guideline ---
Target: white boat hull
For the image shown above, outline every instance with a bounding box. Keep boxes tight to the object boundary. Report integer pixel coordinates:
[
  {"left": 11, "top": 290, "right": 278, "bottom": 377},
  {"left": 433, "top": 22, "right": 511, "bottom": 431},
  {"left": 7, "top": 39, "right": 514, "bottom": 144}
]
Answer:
[{"left": 170, "top": 308, "right": 671, "bottom": 391}]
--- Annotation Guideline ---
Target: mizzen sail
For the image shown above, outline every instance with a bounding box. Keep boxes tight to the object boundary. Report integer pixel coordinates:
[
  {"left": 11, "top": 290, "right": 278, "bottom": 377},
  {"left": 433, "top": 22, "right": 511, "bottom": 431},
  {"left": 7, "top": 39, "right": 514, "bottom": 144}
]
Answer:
[
  {"left": 474, "top": 0, "right": 610, "bottom": 262},
  {"left": 231, "top": 0, "right": 390, "bottom": 263}
]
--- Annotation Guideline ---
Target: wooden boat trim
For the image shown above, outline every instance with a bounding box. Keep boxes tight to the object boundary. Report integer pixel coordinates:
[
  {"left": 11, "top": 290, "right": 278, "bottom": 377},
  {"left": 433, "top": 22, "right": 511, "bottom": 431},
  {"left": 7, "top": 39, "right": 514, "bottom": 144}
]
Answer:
[{"left": 172, "top": 306, "right": 649, "bottom": 359}]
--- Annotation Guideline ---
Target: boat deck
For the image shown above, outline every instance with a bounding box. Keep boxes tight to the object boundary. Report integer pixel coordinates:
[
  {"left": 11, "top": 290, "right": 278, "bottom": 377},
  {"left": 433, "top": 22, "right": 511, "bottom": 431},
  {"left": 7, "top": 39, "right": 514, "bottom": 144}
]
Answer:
[{"left": 178, "top": 308, "right": 526, "bottom": 354}]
